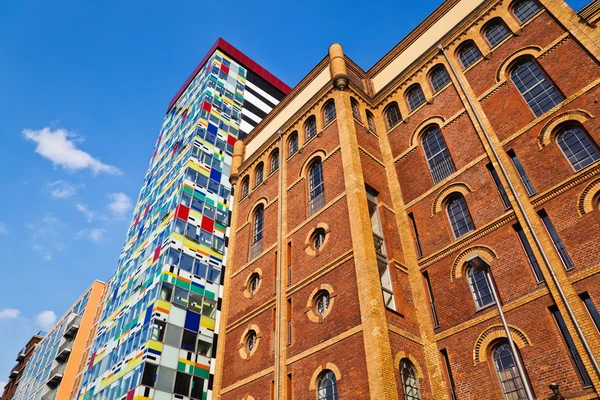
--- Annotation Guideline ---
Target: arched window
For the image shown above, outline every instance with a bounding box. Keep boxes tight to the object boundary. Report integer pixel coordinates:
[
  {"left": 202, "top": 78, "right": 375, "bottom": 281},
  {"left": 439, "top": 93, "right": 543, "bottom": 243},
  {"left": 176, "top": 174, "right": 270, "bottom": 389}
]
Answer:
[
  {"left": 406, "top": 84, "right": 426, "bottom": 112},
  {"left": 556, "top": 124, "right": 600, "bottom": 172},
  {"left": 467, "top": 266, "right": 494, "bottom": 308},
  {"left": 323, "top": 101, "right": 336, "bottom": 125},
  {"left": 447, "top": 195, "right": 474, "bottom": 238},
  {"left": 422, "top": 125, "right": 455, "bottom": 184},
  {"left": 246, "top": 330, "right": 257, "bottom": 352},
  {"left": 317, "top": 370, "right": 338, "bottom": 400},
  {"left": 483, "top": 19, "right": 511, "bottom": 47},
  {"left": 510, "top": 58, "right": 563, "bottom": 117},
  {"left": 400, "top": 359, "right": 421, "bottom": 400},
  {"left": 512, "top": 0, "right": 542, "bottom": 24},
  {"left": 255, "top": 163, "right": 264, "bottom": 187},
  {"left": 241, "top": 177, "right": 249, "bottom": 198},
  {"left": 305, "top": 116, "right": 317, "bottom": 141},
  {"left": 250, "top": 206, "right": 264, "bottom": 259},
  {"left": 493, "top": 342, "right": 527, "bottom": 399},
  {"left": 430, "top": 65, "right": 451, "bottom": 93},
  {"left": 308, "top": 159, "right": 325, "bottom": 216},
  {"left": 314, "top": 290, "right": 330, "bottom": 315},
  {"left": 351, "top": 98, "right": 361, "bottom": 121},
  {"left": 288, "top": 131, "right": 299, "bottom": 156},
  {"left": 458, "top": 41, "right": 483, "bottom": 69},
  {"left": 270, "top": 149, "right": 280, "bottom": 173},
  {"left": 384, "top": 103, "right": 402, "bottom": 130},
  {"left": 366, "top": 110, "right": 377, "bottom": 133}
]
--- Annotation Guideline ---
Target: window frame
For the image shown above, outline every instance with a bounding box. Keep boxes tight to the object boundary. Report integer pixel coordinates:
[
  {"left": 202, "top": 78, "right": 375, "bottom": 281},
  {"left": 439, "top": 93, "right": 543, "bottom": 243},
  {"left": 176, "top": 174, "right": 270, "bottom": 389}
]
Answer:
[
  {"left": 555, "top": 124, "right": 600, "bottom": 172},
  {"left": 254, "top": 162, "right": 264, "bottom": 187},
  {"left": 510, "top": 58, "right": 564, "bottom": 117},
  {"left": 316, "top": 369, "right": 338, "bottom": 400},
  {"left": 351, "top": 98, "right": 361, "bottom": 121},
  {"left": 422, "top": 125, "right": 456, "bottom": 184},
  {"left": 457, "top": 41, "right": 483, "bottom": 69},
  {"left": 241, "top": 177, "right": 249, "bottom": 198},
  {"left": 400, "top": 359, "right": 421, "bottom": 400},
  {"left": 288, "top": 132, "right": 299, "bottom": 157},
  {"left": 384, "top": 102, "right": 402, "bottom": 130},
  {"left": 512, "top": 0, "right": 542, "bottom": 24},
  {"left": 483, "top": 18, "right": 511, "bottom": 48},
  {"left": 492, "top": 341, "right": 528, "bottom": 400},
  {"left": 405, "top": 84, "right": 426, "bottom": 112},
  {"left": 269, "top": 149, "right": 280, "bottom": 173},
  {"left": 429, "top": 65, "right": 451, "bottom": 93},
  {"left": 467, "top": 266, "right": 495, "bottom": 310},
  {"left": 366, "top": 110, "right": 377, "bottom": 133},
  {"left": 323, "top": 100, "right": 337, "bottom": 126},
  {"left": 305, "top": 116, "right": 317, "bottom": 141}
]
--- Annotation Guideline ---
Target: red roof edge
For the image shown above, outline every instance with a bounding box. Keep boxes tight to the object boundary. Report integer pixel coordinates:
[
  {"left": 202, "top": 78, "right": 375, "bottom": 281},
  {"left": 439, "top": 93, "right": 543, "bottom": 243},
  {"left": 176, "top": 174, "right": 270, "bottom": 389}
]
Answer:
[{"left": 166, "top": 38, "right": 292, "bottom": 113}]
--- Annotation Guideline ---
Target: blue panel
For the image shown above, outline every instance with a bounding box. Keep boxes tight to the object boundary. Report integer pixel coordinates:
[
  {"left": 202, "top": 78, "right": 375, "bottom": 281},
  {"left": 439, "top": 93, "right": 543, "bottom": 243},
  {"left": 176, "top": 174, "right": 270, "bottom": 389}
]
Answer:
[
  {"left": 210, "top": 169, "right": 221, "bottom": 182},
  {"left": 207, "top": 123, "right": 218, "bottom": 135},
  {"left": 184, "top": 311, "right": 200, "bottom": 332},
  {"left": 143, "top": 305, "right": 153, "bottom": 325}
]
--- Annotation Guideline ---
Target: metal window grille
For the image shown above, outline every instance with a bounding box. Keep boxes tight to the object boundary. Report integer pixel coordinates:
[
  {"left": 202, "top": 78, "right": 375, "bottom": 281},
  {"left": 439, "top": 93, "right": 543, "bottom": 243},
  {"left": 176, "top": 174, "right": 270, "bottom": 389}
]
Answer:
[
  {"left": 493, "top": 343, "right": 528, "bottom": 400},
  {"left": 400, "top": 360, "right": 421, "bottom": 400},
  {"left": 423, "top": 126, "right": 455, "bottom": 184},
  {"left": 430, "top": 66, "right": 451, "bottom": 93},
  {"left": 459, "top": 42, "right": 482, "bottom": 69},
  {"left": 484, "top": 20, "right": 511, "bottom": 47},
  {"left": 406, "top": 85, "right": 426, "bottom": 111},
  {"left": 511, "top": 59, "right": 564, "bottom": 117},
  {"left": 467, "top": 267, "right": 495, "bottom": 308},
  {"left": 557, "top": 125, "right": 600, "bottom": 172},
  {"left": 306, "top": 117, "right": 317, "bottom": 140},
  {"left": 513, "top": 0, "right": 542, "bottom": 23},
  {"left": 385, "top": 104, "right": 402, "bottom": 129}
]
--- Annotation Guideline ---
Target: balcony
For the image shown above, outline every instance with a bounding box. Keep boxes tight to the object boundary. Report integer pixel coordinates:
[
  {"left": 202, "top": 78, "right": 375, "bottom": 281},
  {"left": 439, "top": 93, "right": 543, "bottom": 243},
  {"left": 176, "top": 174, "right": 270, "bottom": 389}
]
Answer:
[
  {"left": 63, "top": 314, "right": 82, "bottom": 339},
  {"left": 430, "top": 157, "right": 455, "bottom": 185},
  {"left": 9, "top": 367, "right": 20, "bottom": 379},
  {"left": 55, "top": 339, "right": 74, "bottom": 362},
  {"left": 41, "top": 389, "right": 58, "bottom": 400},
  {"left": 308, "top": 192, "right": 325, "bottom": 216},
  {"left": 16, "top": 347, "right": 26, "bottom": 361},
  {"left": 47, "top": 363, "right": 65, "bottom": 387},
  {"left": 249, "top": 239, "right": 262, "bottom": 260}
]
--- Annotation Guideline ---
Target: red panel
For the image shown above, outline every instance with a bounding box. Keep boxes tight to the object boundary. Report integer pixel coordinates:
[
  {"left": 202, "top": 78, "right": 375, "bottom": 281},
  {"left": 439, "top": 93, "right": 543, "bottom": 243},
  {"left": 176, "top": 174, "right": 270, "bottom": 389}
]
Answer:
[
  {"left": 176, "top": 205, "right": 190, "bottom": 221},
  {"left": 201, "top": 217, "right": 214, "bottom": 233},
  {"left": 144, "top": 204, "right": 151, "bottom": 216},
  {"left": 153, "top": 244, "right": 162, "bottom": 262},
  {"left": 88, "top": 352, "right": 96, "bottom": 370},
  {"left": 202, "top": 101, "right": 212, "bottom": 111},
  {"left": 227, "top": 135, "right": 236, "bottom": 146},
  {"left": 126, "top": 389, "right": 135, "bottom": 400},
  {"left": 221, "top": 64, "right": 229, "bottom": 74}
]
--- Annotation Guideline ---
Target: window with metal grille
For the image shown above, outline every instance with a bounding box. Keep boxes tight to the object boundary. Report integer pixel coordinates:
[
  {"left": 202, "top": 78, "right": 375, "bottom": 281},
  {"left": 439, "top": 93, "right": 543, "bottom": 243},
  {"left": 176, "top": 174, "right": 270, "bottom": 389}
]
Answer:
[
  {"left": 467, "top": 267, "right": 494, "bottom": 308},
  {"left": 366, "top": 110, "right": 377, "bottom": 132},
  {"left": 255, "top": 163, "right": 264, "bottom": 187},
  {"left": 323, "top": 101, "right": 336, "bottom": 125},
  {"left": 305, "top": 116, "right": 317, "bottom": 141},
  {"left": 406, "top": 84, "right": 426, "bottom": 112},
  {"left": 556, "top": 124, "right": 600, "bottom": 172},
  {"left": 351, "top": 98, "right": 361, "bottom": 121},
  {"left": 484, "top": 19, "right": 511, "bottom": 47},
  {"left": 400, "top": 359, "right": 421, "bottom": 400},
  {"left": 513, "top": 0, "right": 542, "bottom": 23},
  {"left": 422, "top": 125, "right": 455, "bottom": 184},
  {"left": 493, "top": 342, "right": 528, "bottom": 400},
  {"left": 270, "top": 149, "right": 279, "bottom": 173},
  {"left": 317, "top": 370, "right": 338, "bottom": 400},
  {"left": 384, "top": 103, "right": 402, "bottom": 129},
  {"left": 447, "top": 195, "right": 474, "bottom": 238},
  {"left": 288, "top": 132, "right": 298, "bottom": 156},
  {"left": 458, "top": 41, "right": 482, "bottom": 69},
  {"left": 430, "top": 65, "right": 451, "bottom": 93},
  {"left": 511, "top": 59, "right": 564, "bottom": 117},
  {"left": 308, "top": 159, "right": 325, "bottom": 215}
]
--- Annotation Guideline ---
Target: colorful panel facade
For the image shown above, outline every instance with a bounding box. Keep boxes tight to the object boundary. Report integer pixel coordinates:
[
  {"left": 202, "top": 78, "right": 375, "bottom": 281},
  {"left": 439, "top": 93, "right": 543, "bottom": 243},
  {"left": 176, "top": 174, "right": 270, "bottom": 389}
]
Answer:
[{"left": 76, "top": 40, "right": 289, "bottom": 400}]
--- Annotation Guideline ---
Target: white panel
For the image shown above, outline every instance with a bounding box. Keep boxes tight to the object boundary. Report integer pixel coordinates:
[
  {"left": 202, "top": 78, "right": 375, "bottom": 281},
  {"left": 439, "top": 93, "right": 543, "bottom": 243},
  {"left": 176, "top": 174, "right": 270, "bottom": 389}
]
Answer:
[
  {"left": 244, "top": 91, "right": 273, "bottom": 115},
  {"left": 240, "top": 120, "right": 254, "bottom": 135},
  {"left": 246, "top": 81, "right": 280, "bottom": 106},
  {"left": 241, "top": 108, "right": 262, "bottom": 124}
]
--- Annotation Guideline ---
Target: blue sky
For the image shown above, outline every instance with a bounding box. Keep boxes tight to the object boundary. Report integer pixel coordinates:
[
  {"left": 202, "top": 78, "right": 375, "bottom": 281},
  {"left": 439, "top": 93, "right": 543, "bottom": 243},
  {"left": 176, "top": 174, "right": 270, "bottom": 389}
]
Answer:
[{"left": 0, "top": 0, "right": 588, "bottom": 386}]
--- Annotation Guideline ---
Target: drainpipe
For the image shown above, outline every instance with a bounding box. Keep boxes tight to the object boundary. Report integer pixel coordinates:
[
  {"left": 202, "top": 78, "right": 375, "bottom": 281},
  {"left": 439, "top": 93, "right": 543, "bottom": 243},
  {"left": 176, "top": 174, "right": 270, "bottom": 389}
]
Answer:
[
  {"left": 467, "top": 255, "right": 535, "bottom": 400},
  {"left": 439, "top": 43, "right": 600, "bottom": 380},
  {"left": 275, "top": 128, "right": 284, "bottom": 399}
]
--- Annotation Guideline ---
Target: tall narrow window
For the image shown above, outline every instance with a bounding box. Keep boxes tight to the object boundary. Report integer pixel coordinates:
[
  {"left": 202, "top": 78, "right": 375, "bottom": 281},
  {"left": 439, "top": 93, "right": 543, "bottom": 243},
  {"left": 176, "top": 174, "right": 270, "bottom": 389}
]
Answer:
[
  {"left": 317, "top": 370, "right": 338, "bottom": 400},
  {"left": 483, "top": 19, "right": 511, "bottom": 47},
  {"left": 550, "top": 305, "right": 592, "bottom": 386},
  {"left": 408, "top": 212, "right": 423, "bottom": 259},
  {"left": 580, "top": 292, "right": 600, "bottom": 332},
  {"left": 241, "top": 177, "right": 249, "bottom": 198},
  {"left": 308, "top": 159, "right": 325, "bottom": 216},
  {"left": 406, "top": 84, "right": 426, "bottom": 112},
  {"left": 423, "top": 271, "right": 440, "bottom": 328},
  {"left": 556, "top": 124, "right": 600, "bottom": 172},
  {"left": 512, "top": 0, "right": 542, "bottom": 24},
  {"left": 400, "top": 359, "right": 421, "bottom": 400},
  {"left": 430, "top": 65, "right": 451, "bottom": 93},
  {"left": 351, "top": 98, "right": 361, "bottom": 121},
  {"left": 507, "top": 150, "right": 535, "bottom": 196},
  {"left": 287, "top": 298, "right": 292, "bottom": 345},
  {"left": 250, "top": 206, "right": 264, "bottom": 259},
  {"left": 255, "top": 163, "right": 264, "bottom": 187},
  {"left": 384, "top": 102, "right": 402, "bottom": 130},
  {"left": 270, "top": 149, "right": 279, "bottom": 173},
  {"left": 440, "top": 349, "right": 458, "bottom": 400},
  {"left": 422, "top": 125, "right": 455, "bottom": 184},
  {"left": 323, "top": 101, "right": 336, "bottom": 125},
  {"left": 467, "top": 266, "right": 494, "bottom": 308},
  {"left": 511, "top": 59, "right": 564, "bottom": 117},
  {"left": 447, "top": 195, "right": 474, "bottom": 238},
  {"left": 288, "top": 132, "right": 299, "bottom": 157},
  {"left": 366, "top": 110, "right": 377, "bottom": 133},
  {"left": 458, "top": 41, "right": 482, "bottom": 69},
  {"left": 487, "top": 163, "right": 511, "bottom": 209},
  {"left": 514, "top": 223, "right": 544, "bottom": 283},
  {"left": 492, "top": 342, "right": 528, "bottom": 400},
  {"left": 538, "top": 210, "right": 573, "bottom": 270},
  {"left": 305, "top": 116, "right": 317, "bottom": 141}
]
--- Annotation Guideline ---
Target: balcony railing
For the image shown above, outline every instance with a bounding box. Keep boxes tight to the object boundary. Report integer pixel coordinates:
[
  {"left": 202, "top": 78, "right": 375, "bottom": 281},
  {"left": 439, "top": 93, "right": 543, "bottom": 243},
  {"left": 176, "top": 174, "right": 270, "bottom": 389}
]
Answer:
[
  {"left": 47, "top": 363, "right": 65, "bottom": 387},
  {"left": 430, "top": 157, "right": 455, "bottom": 185},
  {"left": 16, "top": 347, "right": 26, "bottom": 361},
  {"left": 63, "top": 314, "right": 82, "bottom": 339},
  {"left": 9, "top": 368, "right": 20, "bottom": 379},
  {"left": 308, "top": 193, "right": 325, "bottom": 216},
  {"left": 249, "top": 240, "right": 262, "bottom": 260},
  {"left": 55, "top": 339, "right": 74, "bottom": 362},
  {"left": 41, "top": 389, "right": 58, "bottom": 400},
  {"left": 373, "top": 233, "right": 386, "bottom": 258}
]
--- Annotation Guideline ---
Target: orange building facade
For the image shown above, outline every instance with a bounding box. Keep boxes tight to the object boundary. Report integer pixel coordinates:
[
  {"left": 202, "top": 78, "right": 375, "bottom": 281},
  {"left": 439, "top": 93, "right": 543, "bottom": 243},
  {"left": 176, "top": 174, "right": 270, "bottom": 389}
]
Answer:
[{"left": 213, "top": 0, "right": 600, "bottom": 398}]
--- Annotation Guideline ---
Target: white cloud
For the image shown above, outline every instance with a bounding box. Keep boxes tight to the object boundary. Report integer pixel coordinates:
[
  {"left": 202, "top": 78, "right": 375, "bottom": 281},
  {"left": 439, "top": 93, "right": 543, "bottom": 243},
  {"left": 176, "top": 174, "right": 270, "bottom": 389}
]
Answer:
[
  {"left": 0, "top": 308, "right": 20, "bottom": 320},
  {"left": 36, "top": 311, "right": 57, "bottom": 330},
  {"left": 23, "top": 127, "right": 121, "bottom": 175},
  {"left": 108, "top": 193, "right": 132, "bottom": 218},
  {"left": 0, "top": 223, "right": 8, "bottom": 235},
  {"left": 76, "top": 228, "right": 106, "bottom": 242},
  {"left": 47, "top": 180, "right": 79, "bottom": 199},
  {"left": 76, "top": 203, "right": 95, "bottom": 222},
  {"left": 0, "top": 381, "right": 6, "bottom": 390}
]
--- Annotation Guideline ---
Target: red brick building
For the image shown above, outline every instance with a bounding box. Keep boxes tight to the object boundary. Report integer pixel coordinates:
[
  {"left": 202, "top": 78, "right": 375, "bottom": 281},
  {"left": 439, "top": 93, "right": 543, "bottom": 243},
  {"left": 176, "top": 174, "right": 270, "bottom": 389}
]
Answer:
[
  {"left": 1, "top": 333, "right": 43, "bottom": 400},
  {"left": 213, "top": 0, "right": 600, "bottom": 398}
]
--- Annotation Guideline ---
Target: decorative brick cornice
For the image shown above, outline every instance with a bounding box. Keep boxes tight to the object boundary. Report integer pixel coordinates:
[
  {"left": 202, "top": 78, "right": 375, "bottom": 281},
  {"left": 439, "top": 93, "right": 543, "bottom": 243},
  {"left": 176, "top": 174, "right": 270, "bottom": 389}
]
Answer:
[
  {"left": 480, "top": 81, "right": 507, "bottom": 102},
  {"left": 358, "top": 147, "right": 385, "bottom": 167},
  {"left": 450, "top": 245, "right": 498, "bottom": 281},
  {"left": 531, "top": 163, "right": 600, "bottom": 209},
  {"left": 395, "top": 146, "right": 418, "bottom": 164},
  {"left": 432, "top": 182, "right": 473, "bottom": 216},
  {"left": 578, "top": 177, "right": 600, "bottom": 216},
  {"left": 538, "top": 34, "right": 571, "bottom": 59},
  {"left": 473, "top": 324, "right": 531, "bottom": 364}
]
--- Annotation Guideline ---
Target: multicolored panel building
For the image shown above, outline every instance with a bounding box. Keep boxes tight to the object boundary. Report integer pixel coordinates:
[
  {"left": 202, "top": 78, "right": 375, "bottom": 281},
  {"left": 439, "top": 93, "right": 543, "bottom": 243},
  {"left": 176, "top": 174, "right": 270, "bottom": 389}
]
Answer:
[{"left": 76, "top": 39, "right": 289, "bottom": 400}]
